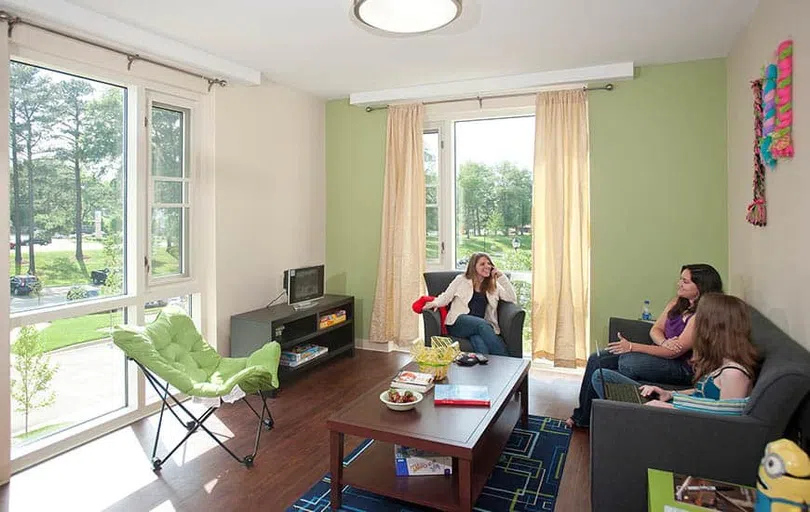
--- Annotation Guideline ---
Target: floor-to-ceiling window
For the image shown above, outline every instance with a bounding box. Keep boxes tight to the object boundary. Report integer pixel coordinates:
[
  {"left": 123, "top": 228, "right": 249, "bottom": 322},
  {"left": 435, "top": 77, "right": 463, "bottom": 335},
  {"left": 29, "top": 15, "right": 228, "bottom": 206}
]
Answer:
[
  {"left": 8, "top": 56, "right": 205, "bottom": 471},
  {"left": 424, "top": 113, "right": 535, "bottom": 354}
]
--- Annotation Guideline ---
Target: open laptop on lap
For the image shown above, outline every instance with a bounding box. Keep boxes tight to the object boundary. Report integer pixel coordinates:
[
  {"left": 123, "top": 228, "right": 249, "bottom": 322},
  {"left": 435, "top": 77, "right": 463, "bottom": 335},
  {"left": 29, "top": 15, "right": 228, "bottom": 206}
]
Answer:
[{"left": 595, "top": 344, "right": 645, "bottom": 404}]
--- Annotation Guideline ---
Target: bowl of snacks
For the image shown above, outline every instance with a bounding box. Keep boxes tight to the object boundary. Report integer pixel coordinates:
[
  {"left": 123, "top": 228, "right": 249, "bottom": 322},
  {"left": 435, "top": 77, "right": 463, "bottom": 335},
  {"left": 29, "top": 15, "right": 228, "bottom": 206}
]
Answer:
[
  {"left": 411, "top": 336, "right": 460, "bottom": 381},
  {"left": 380, "top": 388, "right": 423, "bottom": 411}
]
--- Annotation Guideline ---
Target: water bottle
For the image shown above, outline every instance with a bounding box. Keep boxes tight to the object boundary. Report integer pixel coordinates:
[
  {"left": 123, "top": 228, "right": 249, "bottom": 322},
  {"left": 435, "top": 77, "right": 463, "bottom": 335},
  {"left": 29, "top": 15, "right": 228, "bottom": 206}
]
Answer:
[{"left": 641, "top": 300, "right": 653, "bottom": 321}]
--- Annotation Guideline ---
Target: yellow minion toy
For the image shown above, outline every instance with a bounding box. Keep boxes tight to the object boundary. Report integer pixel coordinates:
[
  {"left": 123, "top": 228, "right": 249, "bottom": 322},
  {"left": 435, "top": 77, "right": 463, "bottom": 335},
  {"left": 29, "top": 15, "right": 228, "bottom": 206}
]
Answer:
[{"left": 756, "top": 439, "right": 810, "bottom": 511}]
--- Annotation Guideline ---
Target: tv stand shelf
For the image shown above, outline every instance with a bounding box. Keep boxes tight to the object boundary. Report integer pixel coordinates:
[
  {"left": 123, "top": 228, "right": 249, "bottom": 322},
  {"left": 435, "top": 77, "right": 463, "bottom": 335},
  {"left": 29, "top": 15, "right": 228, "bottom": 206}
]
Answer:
[{"left": 230, "top": 294, "right": 355, "bottom": 383}]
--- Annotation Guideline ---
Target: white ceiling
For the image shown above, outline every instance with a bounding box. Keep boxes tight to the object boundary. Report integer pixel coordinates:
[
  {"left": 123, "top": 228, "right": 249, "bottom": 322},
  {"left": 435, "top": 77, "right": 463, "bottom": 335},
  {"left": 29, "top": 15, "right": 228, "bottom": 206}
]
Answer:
[{"left": 23, "top": 0, "right": 759, "bottom": 98}]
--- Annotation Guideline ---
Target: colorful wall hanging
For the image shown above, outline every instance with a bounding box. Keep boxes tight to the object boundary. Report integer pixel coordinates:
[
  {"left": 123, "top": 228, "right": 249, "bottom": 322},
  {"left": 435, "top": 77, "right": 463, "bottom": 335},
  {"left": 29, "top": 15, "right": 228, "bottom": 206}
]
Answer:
[
  {"left": 747, "top": 79, "right": 767, "bottom": 227},
  {"left": 772, "top": 39, "right": 794, "bottom": 159},
  {"left": 760, "top": 64, "right": 778, "bottom": 168}
]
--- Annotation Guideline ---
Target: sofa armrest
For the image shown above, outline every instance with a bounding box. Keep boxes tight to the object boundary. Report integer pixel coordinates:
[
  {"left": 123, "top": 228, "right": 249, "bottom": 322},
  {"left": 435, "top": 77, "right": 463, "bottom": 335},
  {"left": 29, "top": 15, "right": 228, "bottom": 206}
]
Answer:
[
  {"left": 498, "top": 301, "right": 525, "bottom": 358},
  {"left": 608, "top": 317, "right": 654, "bottom": 345},
  {"left": 591, "top": 400, "right": 775, "bottom": 511},
  {"left": 422, "top": 310, "right": 442, "bottom": 346}
]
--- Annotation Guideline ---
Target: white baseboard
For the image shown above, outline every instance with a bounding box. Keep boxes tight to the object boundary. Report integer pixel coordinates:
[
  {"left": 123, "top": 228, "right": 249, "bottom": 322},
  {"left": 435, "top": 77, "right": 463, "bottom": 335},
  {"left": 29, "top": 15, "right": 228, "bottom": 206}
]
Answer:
[
  {"left": 354, "top": 338, "right": 394, "bottom": 352},
  {"left": 354, "top": 339, "right": 414, "bottom": 354}
]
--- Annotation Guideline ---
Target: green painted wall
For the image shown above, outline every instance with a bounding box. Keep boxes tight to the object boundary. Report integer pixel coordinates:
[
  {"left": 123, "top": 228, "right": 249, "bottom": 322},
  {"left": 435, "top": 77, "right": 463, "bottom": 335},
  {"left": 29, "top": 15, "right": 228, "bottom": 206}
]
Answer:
[
  {"left": 589, "top": 59, "right": 728, "bottom": 345},
  {"left": 325, "top": 100, "right": 387, "bottom": 339},
  {"left": 326, "top": 59, "right": 729, "bottom": 346}
]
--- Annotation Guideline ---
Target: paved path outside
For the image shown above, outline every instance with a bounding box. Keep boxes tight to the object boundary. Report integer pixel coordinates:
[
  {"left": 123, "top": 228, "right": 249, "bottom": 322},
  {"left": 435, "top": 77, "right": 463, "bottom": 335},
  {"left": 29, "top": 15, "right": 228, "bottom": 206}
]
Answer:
[{"left": 11, "top": 340, "right": 127, "bottom": 443}]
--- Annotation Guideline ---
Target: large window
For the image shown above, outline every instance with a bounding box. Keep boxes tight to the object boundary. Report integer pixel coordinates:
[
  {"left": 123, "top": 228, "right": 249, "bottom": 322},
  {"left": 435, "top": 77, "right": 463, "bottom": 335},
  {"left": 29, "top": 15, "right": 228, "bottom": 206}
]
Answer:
[
  {"left": 8, "top": 58, "right": 202, "bottom": 467},
  {"left": 8, "top": 61, "right": 129, "bottom": 455},
  {"left": 10, "top": 63, "right": 126, "bottom": 314},
  {"left": 425, "top": 114, "right": 535, "bottom": 352}
]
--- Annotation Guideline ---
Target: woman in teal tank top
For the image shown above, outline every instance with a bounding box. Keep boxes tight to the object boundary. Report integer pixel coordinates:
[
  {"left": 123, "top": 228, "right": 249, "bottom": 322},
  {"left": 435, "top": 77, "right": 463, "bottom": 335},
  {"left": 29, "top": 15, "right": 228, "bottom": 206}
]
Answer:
[{"left": 593, "top": 294, "right": 759, "bottom": 412}]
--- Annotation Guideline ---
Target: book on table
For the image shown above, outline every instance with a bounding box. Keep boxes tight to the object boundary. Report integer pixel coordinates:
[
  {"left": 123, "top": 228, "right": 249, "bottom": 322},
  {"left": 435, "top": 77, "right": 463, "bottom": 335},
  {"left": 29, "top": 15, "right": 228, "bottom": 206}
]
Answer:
[
  {"left": 391, "top": 370, "right": 435, "bottom": 393},
  {"left": 647, "top": 468, "right": 755, "bottom": 511},
  {"left": 433, "top": 384, "right": 490, "bottom": 406}
]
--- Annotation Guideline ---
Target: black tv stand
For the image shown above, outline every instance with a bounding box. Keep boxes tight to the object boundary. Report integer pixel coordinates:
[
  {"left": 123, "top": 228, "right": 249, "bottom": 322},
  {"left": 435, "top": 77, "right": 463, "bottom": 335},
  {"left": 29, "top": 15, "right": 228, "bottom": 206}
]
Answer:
[{"left": 230, "top": 295, "right": 355, "bottom": 383}]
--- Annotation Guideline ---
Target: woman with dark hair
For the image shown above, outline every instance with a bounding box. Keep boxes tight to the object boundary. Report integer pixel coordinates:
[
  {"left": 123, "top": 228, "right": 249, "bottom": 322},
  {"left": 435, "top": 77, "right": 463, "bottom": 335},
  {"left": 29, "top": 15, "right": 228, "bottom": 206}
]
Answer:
[
  {"left": 565, "top": 263, "right": 724, "bottom": 428},
  {"left": 424, "top": 252, "right": 517, "bottom": 355},
  {"left": 593, "top": 293, "right": 758, "bottom": 413}
]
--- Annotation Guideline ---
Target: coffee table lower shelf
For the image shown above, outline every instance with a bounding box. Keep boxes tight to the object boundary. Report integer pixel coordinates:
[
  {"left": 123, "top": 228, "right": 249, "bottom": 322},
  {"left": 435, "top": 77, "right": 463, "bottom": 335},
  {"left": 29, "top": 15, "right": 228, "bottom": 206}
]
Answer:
[{"left": 342, "top": 440, "right": 461, "bottom": 512}]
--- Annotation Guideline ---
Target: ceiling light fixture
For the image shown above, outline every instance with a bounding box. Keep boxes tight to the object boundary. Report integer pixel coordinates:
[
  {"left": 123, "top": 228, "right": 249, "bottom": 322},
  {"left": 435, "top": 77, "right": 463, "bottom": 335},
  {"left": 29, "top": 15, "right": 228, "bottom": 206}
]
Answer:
[{"left": 353, "top": 0, "right": 462, "bottom": 35}]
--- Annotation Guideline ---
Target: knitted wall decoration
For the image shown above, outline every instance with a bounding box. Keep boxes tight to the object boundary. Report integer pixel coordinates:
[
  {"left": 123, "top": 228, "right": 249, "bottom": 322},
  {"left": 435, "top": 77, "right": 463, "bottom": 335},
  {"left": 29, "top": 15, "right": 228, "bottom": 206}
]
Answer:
[
  {"left": 760, "top": 64, "right": 778, "bottom": 168},
  {"left": 747, "top": 79, "right": 767, "bottom": 227},
  {"left": 772, "top": 39, "right": 794, "bottom": 159}
]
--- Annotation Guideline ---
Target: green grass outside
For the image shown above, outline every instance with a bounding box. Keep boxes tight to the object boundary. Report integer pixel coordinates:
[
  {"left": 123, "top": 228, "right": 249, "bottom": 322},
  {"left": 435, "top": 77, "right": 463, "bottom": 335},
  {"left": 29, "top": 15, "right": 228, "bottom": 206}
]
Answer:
[
  {"left": 9, "top": 247, "right": 179, "bottom": 286},
  {"left": 13, "top": 422, "right": 72, "bottom": 442},
  {"left": 428, "top": 234, "right": 532, "bottom": 267},
  {"left": 8, "top": 245, "right": 176, "bottom": 353},
  {"left": 38, "top": 310, "right": 125, "bottom": 352}
]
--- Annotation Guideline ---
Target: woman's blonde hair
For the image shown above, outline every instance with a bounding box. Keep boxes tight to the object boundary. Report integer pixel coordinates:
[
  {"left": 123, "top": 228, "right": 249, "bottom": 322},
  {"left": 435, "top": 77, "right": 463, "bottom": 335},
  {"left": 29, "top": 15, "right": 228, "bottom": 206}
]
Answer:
[
  {"left": 692, "top": 293, "right": 759, "bottom": 383},
  {"left": 464, "top": 252, "right": 497, "bottom": 293}
]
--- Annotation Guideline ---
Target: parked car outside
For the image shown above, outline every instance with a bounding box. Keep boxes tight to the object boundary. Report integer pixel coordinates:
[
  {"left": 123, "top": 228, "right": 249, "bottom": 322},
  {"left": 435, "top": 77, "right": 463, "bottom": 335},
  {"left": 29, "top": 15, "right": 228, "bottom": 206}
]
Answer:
[
  {"left": 20, "top": 237, "right": 51, "bottom": 246},
  {"left": 10, "top": 275, "right": 40, "bottom": 296},
  {"left": 91, "top": 268, "right": 110, "bottom": 285}
]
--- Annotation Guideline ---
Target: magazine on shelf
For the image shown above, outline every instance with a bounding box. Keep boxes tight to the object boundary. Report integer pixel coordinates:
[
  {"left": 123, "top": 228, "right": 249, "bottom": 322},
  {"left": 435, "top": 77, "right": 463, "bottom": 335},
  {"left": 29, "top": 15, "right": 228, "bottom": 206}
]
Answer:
[
  {"left": 647, "top": 468, "right": 755, "bottom": 511},
  {"left": 280, "top": 343, "right": 325, "bottom": 362},
  {"left": 391, "top": 370, "right": 435, "bottom": 393},
  {"left": 433, "top": 385, "right": 490, "bottom": 406},
  {"left": 279, "top": 345, "right": 328, "bottom": 367}
]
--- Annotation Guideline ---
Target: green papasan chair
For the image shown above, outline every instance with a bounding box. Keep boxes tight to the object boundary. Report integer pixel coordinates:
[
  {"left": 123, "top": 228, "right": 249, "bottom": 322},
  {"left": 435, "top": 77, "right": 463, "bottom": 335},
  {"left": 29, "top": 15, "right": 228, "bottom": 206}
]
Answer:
[{"left": 112, "top": 307, "right": 280, "bottom": 470}]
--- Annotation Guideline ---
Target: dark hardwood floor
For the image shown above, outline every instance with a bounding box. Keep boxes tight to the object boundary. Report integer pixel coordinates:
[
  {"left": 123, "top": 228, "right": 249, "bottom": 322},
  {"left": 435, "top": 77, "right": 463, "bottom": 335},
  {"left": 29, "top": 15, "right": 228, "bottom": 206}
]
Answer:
[{"left": 0, "top": 351, "right": 590, "bottom": 511}]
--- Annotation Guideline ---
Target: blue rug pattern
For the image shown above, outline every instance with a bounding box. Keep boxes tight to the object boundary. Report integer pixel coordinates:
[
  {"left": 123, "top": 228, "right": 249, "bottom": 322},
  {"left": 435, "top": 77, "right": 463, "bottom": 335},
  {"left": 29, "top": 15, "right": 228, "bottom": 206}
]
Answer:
[{"left": 287, "top": 415, "right": 572, "bottom": 511}]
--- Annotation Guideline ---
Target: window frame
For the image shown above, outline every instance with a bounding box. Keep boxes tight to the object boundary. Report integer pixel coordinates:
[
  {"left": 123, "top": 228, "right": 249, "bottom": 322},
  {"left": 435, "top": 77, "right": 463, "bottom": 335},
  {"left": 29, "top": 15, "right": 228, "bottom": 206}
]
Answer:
[
  {"left": 423, "top": 123, "right": 444, "bottom": 270},
  {"left": 424, "top": 105, "right": 536, "bottom": 271},
  {"left": 6, "top": 45, "right": 208, "bottom": 472},
  {"left": 146, "top": 93, "right": 196, "bottom": 286}
]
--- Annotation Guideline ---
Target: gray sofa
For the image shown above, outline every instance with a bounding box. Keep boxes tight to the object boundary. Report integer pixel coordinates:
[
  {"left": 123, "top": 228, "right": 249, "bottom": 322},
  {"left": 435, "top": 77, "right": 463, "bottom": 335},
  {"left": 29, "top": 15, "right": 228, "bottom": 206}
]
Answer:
[
  {"left": 590, "top": 307, "right": 810, "bottom": 511},
  {"left": 421, "top": 271, "right": 525, "bottom": 358}
]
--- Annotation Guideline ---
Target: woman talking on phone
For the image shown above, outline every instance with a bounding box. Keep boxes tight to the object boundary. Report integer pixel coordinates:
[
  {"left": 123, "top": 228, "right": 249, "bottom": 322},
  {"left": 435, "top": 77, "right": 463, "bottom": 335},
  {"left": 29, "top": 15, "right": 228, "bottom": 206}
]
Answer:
[{"left": 423, "top": 252, "right": 518, "bottom": 355}]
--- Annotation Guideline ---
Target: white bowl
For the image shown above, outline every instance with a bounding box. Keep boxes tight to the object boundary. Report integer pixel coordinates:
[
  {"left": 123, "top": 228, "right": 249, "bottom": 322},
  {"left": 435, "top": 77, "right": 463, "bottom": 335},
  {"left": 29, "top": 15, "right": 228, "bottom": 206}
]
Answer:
[{"left": 380, "top": 389, "right": 423, "bottom": 411}]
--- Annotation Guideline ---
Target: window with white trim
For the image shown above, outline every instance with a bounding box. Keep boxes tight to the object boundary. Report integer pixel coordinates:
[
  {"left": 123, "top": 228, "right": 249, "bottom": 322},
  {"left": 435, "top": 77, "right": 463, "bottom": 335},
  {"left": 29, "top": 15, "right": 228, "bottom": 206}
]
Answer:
[
  {"left": 148, "top": 101, "right": 191, "bottom": 280},
  {"left": 7, "top": 55, "right": 205, "bottom": 471},
  {"left": 425, "top": 111, "right": 535, "bottom": 353}
]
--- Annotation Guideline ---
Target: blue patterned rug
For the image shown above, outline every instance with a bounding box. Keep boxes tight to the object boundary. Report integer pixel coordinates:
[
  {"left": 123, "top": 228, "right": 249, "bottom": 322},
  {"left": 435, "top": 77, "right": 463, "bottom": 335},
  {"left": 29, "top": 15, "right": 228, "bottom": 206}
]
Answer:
[{"left": 287, "top": 415, "right": 572, "bottom": 511}]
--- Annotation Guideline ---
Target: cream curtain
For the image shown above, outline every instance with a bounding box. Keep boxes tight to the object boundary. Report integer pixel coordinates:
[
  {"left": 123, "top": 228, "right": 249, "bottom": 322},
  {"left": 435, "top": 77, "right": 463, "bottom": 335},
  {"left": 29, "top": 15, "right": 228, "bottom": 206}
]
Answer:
[
  {"left": 531, "top": 90, "right": 591, "bottom": 367},
  {"left": 369, "top": 104, "right": 427, "bottom": 346}
]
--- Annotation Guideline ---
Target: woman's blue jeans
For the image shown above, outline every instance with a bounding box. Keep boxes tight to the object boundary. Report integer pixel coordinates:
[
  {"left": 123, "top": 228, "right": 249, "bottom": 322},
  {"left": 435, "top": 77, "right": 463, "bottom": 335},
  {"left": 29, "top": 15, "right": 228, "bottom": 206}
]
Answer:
[
  {"left": 448, "top": 314, "right": 508, "bottom": 356},
  {"left": 570, "top": 350, "right": 692, "bottom": 427}
]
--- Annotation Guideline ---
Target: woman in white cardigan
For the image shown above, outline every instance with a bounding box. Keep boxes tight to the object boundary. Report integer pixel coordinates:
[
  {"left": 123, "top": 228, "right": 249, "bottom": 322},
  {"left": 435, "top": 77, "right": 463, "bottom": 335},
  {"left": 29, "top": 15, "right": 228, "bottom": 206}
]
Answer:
[{"left": 425, "top": 252, "right": 518, "bottom": 355}]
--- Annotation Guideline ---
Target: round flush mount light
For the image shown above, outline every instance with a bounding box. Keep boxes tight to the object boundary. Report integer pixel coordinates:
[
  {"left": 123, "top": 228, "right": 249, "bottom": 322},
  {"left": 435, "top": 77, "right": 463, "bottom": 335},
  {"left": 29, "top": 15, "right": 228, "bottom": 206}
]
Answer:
[{"left": 353, "top": 0, "right": 462, "bottom": 35}]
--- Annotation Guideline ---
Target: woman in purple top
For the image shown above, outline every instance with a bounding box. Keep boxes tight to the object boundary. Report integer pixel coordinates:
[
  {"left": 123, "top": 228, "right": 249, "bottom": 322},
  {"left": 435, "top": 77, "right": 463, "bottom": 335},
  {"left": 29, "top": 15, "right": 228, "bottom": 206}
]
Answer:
[{"left": 565, "top": 264, "right": 723, "bottom": 428}]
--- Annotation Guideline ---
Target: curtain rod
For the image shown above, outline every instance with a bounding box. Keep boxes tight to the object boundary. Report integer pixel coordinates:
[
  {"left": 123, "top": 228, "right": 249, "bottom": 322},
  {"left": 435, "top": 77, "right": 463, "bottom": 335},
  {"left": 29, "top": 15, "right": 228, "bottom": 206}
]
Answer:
[
  {"left": 0, "top": 10, "right": 227, "bottom": 92},
  {"left": 363, "top": 83, "right": 614, "bottom": 112}
]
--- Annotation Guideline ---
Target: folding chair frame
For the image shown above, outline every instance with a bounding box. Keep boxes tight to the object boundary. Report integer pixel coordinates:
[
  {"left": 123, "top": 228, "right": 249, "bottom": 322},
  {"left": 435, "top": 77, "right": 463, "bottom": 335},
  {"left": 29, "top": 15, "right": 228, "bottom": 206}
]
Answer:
[{"left": 132, "top": 358, "right": 275, "bottom": 470}]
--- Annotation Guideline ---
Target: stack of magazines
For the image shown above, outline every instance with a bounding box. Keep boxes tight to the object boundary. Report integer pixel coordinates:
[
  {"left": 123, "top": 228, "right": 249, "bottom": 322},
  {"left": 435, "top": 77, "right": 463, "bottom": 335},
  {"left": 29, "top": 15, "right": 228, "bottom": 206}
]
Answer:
[
  {"left": 280, "top": 344, "right": 328, "bottom": 367},
  {"left": 390, "top": 370, "right": 435, "bottom": 393}
]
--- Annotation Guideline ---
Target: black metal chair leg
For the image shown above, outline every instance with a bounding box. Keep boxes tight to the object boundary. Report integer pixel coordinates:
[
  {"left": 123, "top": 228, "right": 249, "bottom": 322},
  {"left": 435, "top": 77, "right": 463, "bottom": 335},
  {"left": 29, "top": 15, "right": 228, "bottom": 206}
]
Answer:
[
  {"left": 153, "top": 407, "right": 218, "bottom": 470},
  {"left": 151, "top": 388, "right": 169, "bottom": 461},
  {"left": 134, "top": 360, "right": 276, "bottom": 470}
]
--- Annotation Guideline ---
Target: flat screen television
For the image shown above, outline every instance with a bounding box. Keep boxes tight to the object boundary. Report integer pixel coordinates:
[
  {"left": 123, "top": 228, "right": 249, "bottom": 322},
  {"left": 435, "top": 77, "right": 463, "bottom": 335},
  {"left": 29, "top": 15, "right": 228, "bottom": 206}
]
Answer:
[{"left": 284, "top": 265, "right": 325, "bottom": 309}]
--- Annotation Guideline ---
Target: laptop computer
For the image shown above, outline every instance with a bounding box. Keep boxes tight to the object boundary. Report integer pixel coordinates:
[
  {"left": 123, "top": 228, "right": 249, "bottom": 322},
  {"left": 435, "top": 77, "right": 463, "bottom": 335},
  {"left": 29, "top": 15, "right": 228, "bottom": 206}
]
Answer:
[{"left": 595, "top": 344, "right": 645, "bottom": 404}]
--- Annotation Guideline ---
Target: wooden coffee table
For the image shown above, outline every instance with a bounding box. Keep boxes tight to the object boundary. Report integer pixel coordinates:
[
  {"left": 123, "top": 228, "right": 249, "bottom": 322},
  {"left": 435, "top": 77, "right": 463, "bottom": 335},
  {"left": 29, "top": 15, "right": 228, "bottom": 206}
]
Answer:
[{"left": 327, "top": 355, "right": 530, "bottom": 512}]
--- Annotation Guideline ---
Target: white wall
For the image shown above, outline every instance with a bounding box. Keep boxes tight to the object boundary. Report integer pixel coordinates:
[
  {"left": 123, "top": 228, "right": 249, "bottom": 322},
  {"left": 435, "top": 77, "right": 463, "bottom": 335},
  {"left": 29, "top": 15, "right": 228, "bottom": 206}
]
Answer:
[
  {"left": 212, "top": 82, "right": 325, "bottom": 354},
  {"left": 728, "top": 0, "right": 810, "bottom": 348}
]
